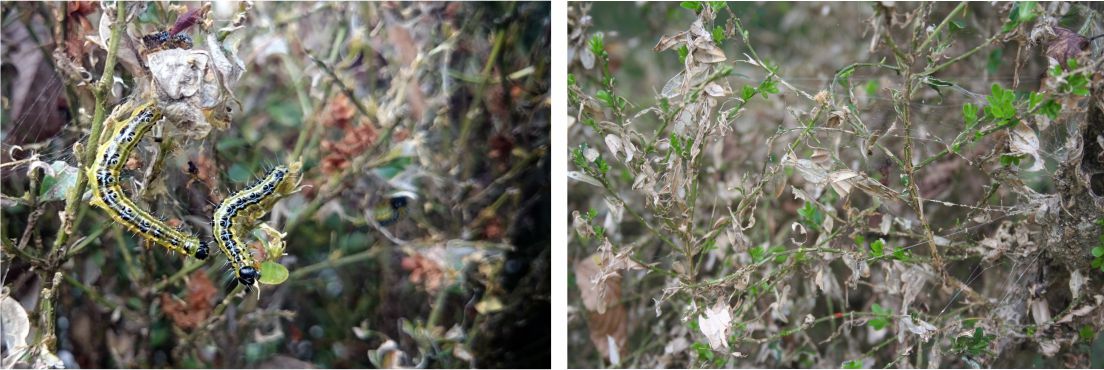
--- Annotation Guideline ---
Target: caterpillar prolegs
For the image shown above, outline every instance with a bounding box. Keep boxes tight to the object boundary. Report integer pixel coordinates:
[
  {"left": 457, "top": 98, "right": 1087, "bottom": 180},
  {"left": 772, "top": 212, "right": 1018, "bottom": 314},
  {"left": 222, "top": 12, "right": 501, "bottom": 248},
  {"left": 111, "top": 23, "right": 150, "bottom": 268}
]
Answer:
[
  {"left": 86, "top": 101, "right": 209, "bottom": 259},
  {"left": 214, "top": 164, "right": 300, "bottom": 289}
]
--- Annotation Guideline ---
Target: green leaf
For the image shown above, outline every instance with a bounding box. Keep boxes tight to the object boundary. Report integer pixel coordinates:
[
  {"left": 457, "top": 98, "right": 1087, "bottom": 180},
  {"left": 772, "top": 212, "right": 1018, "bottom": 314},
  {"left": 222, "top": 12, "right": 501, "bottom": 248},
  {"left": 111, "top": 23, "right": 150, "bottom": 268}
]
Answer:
[
  {"left": 691, "top": 341, "right": 714, "bottom": 361},
  {"left": 678, "top": 45, "right": 689, "bottom": 64},
  {"left": 1079, "top": 325, "right": 1095, "bottom": 342},
  {"left": 1000, "top": 154, "right": 1023, "bottom": 166},
  {"left": 869, "top": 303, "right": 892, "bottom": 330},
  {"left": 567, "top": 73, "right": 576, "bottom": 86},
  {"left": 836, "top": 65, "right": 855, "bottom": 83},
  {"left": 869, "top": 317, "right": 888, "bottom": 330},
  {"left": 1016, "top": 2, "right": 1038, "bottom": 23},
  {"left": 596, "top": 90, "right": 614, "bottom": 107},
  {"left": 864, "top": 80, "right": 880, "bottom": 96},
  {"left": 588, "top": 33, "right": 604, "bottom": 56},
  {"left": 680, "top": 1, "right": 703, "bottom": 12},
  {"left": 892, "top": 247, "right": 911, "bottom": 262},
  {"left": 741, "top": 85, "right": 756, "bottom": 101},
  {"left": 962, "top": 103, "right": 978, "bottom": 130},
  {"left": 770, "top": 245, "right": 788, "bottom": 264},
  {"left": 842, "top": 359, "right": 863, "bottom": 369},
  {"left": 870, "top": 239, "right": 885, "bottom": 257},
  {"left": 572, "top": 146, "right": 588, "bottom": 169},
  {"left": 712, "top": 25, "right": 726, "bottom": 45},
  {"left": 749, "top": 246, "right": 767, "bottom": 264},
  {"left": 759, "top": 78, "right": 780, "bottom": 95},
  {"left": 986, "top": 83, "right": 1016, "bottom": 120},
  {"left": 1092, "top": 246, "right": 1104, "bottom": 258},
  {"left": 953, "top": 327, "right": 995, "bottom": 356},
  {"left": 258, "top": 261, "right": 289, "bottom": 285},
  {"left": 950, "top": 19, "right": 966, "bottom": 31}
]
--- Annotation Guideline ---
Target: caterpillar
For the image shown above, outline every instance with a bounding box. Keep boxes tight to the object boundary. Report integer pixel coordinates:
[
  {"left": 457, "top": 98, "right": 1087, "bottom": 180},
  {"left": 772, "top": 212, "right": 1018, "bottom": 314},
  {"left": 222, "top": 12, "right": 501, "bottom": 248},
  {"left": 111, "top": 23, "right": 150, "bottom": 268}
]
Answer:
[
  {"left": 213, "top": 165, "right": 299, "bottom": 289},
  {"left": 87, "top": 101, "right": 209, "bottom": 260},
  {"left": 141, "top": 30, "right": 193, "bottom": 53},
  {"left": 373, "top": 195, "right": 410, "bottom": 226}
]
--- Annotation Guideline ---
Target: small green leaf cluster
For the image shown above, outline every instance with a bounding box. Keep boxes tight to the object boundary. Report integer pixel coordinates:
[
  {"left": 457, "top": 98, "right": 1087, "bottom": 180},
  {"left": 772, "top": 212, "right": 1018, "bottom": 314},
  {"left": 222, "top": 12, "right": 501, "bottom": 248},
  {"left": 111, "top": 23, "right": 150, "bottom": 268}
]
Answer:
[
  {"left": 679, "top": 1, "right": 727, "bottom": 13},
  {"left": 1001, "top": 1, "right": 1038, "bottom": 32},
  {"left": 571, "top": 143, "right": 609, "bottom": 178},
  {"left": 797, "top": 202, "right": 823, "bottom": 230},
  {"left": 749, "top": 245, "right": 787, "bottom": 265},
  {"left": 669, "top": 133, "right": 695, "bottom": 159},
  {"left": 952, "top": 327, "right": 995, "bottom": 357},
  {"left": 855, "top": 236, "right": 912, "bottom": 263},
  {"left": 1050, "top": 59, "right": 1091, "bottom": 97},
  {"left": 868, "top": 303, "right": 892, "bottom": 330},
  {"left": 576, "top": 208, "right": 606, "bottom": 240}
]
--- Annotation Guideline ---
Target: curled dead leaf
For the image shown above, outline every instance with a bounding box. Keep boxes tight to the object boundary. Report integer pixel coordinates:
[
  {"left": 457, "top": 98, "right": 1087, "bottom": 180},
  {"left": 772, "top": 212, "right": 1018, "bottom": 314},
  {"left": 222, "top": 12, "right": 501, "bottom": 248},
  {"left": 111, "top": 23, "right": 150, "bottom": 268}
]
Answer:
[
  {"left": 574, "top": 253, "right": 628, "bottom": 364},
  {"left": 698, "top": 300, "right": 732, "bottom": 350},
  {"left": 1046, "top": 27, "right": 1089, "bottom": 67}
]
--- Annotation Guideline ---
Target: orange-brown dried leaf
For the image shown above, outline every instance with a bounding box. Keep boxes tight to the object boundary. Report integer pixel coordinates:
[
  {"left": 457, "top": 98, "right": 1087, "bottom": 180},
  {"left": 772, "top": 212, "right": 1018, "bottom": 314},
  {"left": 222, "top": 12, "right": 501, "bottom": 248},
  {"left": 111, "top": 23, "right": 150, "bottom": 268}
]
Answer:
[
  {"left": 322, "top": 94, "right": 356, "bottom": 129},
  {"left": 320, "top": 120, "right": 378, "bottom": 175},
  {"left": 483, "top": 216, "right": 504, "bottom": 240},
  {"left": 401, "top": 253, "right": 445, "bottom": 293},
  {"left": 575, "top": 254, "right": 627, "bottom": 363},
  {"left": 160, "top": 271, "right": 215, "bottom": 329},
  {"left": 187, "top": 153, "right": 219, "bottom": 192},
  {"left": 65, "top": 1, "right": 97, "bottom": 59}
]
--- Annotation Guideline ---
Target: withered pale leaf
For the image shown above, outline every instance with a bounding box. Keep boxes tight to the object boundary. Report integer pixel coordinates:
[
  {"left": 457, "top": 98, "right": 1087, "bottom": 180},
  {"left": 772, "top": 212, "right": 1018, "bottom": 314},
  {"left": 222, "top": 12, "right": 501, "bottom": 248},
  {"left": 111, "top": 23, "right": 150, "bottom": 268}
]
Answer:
[
  {"left": 1010, "top": 124, "right": 1045, "bottom": 172},
  {"left": 1069, "top": 270, "right": 1085, "bottom": 298},
  {"left": 693, "top": 42, "right": 727, "bottom": 64},
  {"left": 661, "top": 71, "right": 687, "bottom": 98},
  {"left": 580, "top": 48, "right": 596, "bottom": 70},
  {"left": 704, "top": 82, "right": 726, "bottom": 97},
  {"left": 568, "top": 171, "right": 602, "bottom": 187},
  {"left": 1, "top": 295, "right": 29, "bottom": 353},
  {"left": 604, "top": 134, "right": 623, "bottom": 162},
  {"left": 698, "top": 300, "right": 732, "bottom": 350},
  {"left": 576, "top": 253, "right": 628, "bottom": 364},
  {"left": 901, "top": 316, "right": 938, "bottom": 342},
  {"left": 654, "top": 31, "right": 689, "bottom": 52}
]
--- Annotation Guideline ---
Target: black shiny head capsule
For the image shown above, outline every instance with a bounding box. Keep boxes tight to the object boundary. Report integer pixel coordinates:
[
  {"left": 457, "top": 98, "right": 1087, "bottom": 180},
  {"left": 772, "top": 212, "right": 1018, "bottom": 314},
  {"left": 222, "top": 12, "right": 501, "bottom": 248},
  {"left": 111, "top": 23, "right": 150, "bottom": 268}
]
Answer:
[
  {"left": 390, "top": 195, "right": 409, "bottom": 210},
  {"left": 237, "top": 266, "right": 260, "bottom": 287},
  {"left": 195, "top": 241, "right": 209, "bottom": 260}
]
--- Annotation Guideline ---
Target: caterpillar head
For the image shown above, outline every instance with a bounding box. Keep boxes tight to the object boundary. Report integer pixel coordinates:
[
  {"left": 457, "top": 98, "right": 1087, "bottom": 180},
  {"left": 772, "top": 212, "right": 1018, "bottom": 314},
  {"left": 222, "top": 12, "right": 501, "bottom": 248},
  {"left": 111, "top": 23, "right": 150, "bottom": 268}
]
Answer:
[
  {"left": 195, "top": 240, "right": 209, "bottom": 260},
  {"left": 238, "top": 266, "right": 260, "bottom": 287}
]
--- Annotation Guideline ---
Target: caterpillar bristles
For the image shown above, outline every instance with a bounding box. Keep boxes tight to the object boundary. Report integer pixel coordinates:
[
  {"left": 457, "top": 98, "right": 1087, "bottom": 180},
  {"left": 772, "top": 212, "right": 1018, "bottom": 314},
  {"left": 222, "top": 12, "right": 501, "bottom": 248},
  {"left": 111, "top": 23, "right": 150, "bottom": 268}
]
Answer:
[{"left": 223, "top": 275, "right": 239, "bottom": 294}]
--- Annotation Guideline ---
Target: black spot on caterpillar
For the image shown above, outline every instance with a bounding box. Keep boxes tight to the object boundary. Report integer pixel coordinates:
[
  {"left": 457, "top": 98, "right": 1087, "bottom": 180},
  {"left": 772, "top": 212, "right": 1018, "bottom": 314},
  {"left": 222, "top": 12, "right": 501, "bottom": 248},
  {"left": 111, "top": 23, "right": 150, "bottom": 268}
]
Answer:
[
  {"left": 374, "top": 195, "right": 410, "bottom": 226},
  {"left": 86, "top": 101, "right": 208, "bottom": 260},
  {"left": 213, "top": 165, "right": 298, "bottom": 289}
]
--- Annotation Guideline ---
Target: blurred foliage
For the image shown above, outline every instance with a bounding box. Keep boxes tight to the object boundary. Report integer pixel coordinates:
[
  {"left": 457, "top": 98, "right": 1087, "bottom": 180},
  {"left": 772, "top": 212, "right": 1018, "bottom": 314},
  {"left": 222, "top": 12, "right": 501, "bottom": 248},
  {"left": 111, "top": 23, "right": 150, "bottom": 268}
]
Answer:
[{"left": 569, "top": 1, "right": 1103, "bottom": 368}]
